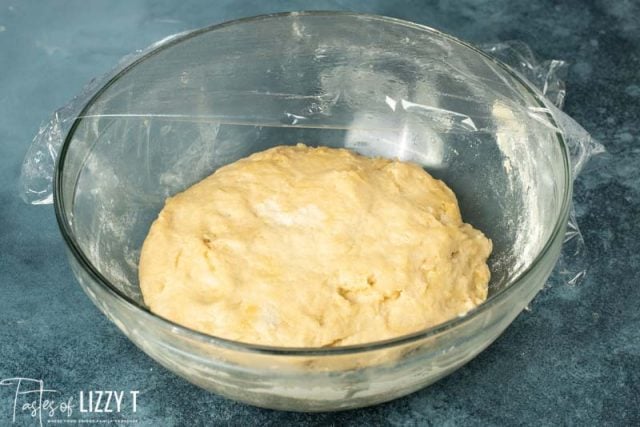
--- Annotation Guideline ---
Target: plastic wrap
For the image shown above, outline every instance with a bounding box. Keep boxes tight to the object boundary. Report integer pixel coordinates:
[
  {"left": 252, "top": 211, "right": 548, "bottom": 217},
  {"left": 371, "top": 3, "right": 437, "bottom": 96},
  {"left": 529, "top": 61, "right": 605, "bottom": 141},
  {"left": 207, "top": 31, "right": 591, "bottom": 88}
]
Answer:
[
  {"left": 481, "top": 41, "right": 604, "bottom": 287},
  {"left": 20, "top": 31, "right": 603, "bottom": 287},
  {"left": 19, "top": 31, "right": 190, "bottom": 205}
]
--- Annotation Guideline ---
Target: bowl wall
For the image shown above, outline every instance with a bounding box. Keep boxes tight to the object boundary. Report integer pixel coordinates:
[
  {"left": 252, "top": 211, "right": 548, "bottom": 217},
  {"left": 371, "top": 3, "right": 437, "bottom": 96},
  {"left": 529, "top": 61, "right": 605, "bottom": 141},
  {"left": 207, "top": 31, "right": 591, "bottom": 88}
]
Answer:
[{"left": 67, "top": 236, "right": 562, "bottom": 411}]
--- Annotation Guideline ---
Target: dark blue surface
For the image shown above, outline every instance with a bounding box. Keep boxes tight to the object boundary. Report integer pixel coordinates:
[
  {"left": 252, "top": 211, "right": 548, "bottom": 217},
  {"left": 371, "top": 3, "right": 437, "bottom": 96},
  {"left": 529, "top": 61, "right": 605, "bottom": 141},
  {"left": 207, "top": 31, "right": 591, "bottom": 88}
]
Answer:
[{"left": 1, "top": 1, "right": 638, "bottom": 425}]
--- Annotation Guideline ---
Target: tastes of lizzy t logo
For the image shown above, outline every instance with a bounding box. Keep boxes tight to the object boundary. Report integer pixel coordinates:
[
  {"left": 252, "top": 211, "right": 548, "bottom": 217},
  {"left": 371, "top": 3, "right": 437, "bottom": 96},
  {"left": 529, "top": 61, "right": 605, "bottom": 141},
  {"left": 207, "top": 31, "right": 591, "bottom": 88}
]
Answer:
[{"left": 0, "top": 377, "right": 139, "bottom": 426}]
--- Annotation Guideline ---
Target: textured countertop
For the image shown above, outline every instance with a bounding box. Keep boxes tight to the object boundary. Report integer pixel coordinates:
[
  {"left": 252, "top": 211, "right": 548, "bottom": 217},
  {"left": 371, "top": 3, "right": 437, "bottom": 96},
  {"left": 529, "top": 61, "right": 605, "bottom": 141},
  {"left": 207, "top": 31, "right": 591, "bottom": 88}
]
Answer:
[{"left": 1, "top": 1, "right": 638, "bottom": 425}]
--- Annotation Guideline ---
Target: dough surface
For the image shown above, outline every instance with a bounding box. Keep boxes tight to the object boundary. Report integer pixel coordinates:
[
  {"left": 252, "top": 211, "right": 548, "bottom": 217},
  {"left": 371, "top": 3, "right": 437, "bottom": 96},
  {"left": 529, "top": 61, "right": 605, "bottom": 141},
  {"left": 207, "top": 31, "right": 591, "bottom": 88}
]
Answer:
[{"left": 139, "top": 144, "right": 492, "bottom": 347}]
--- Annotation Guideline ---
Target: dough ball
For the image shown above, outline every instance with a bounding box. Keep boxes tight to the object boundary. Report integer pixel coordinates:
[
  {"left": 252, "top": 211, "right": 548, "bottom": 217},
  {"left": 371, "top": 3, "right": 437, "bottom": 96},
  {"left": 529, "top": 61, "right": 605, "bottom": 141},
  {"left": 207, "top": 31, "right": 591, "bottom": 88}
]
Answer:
[{"left": 139, "top": 144, "right": 492, "bottom": 347}]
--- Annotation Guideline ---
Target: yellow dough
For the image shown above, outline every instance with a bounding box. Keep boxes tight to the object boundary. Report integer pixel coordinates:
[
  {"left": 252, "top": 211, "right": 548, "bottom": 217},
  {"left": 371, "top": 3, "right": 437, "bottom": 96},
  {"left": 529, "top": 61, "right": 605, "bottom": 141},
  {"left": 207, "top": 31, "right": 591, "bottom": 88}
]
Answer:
[{"left": 139, "top": 144, "right": 492, "bottom": 347}]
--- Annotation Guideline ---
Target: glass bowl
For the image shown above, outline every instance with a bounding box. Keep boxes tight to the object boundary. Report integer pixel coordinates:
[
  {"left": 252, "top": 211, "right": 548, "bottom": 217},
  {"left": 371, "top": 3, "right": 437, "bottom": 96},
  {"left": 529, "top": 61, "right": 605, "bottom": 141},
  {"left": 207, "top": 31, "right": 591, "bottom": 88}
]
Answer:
[{"left": 54, "top": 12, "right": 571, "bottom": 411}]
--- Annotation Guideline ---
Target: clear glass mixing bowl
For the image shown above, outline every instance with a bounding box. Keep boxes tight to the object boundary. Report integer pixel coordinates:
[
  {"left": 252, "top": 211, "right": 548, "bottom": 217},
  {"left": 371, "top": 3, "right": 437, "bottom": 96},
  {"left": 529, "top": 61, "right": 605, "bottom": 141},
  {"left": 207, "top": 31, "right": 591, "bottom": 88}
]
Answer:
[{"left": 54, "top": 12, "right": 571, "bottom": 411}]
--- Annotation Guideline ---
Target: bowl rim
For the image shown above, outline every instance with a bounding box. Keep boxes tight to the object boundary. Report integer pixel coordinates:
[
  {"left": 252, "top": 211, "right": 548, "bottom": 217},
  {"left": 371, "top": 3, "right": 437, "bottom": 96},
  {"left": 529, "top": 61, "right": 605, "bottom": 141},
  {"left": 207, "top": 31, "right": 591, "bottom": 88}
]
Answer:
[{"left": 53, "top": 10, "right": 572, "bottom": 356}]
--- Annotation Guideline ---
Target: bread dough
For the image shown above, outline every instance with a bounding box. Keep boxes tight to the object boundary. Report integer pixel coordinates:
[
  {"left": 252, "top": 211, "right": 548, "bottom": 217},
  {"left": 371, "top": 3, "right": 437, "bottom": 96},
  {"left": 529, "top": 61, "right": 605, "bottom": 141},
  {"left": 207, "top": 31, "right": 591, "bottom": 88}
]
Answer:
[{"left": 139, "top": 144, "right": 492, "bottom": 347}]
